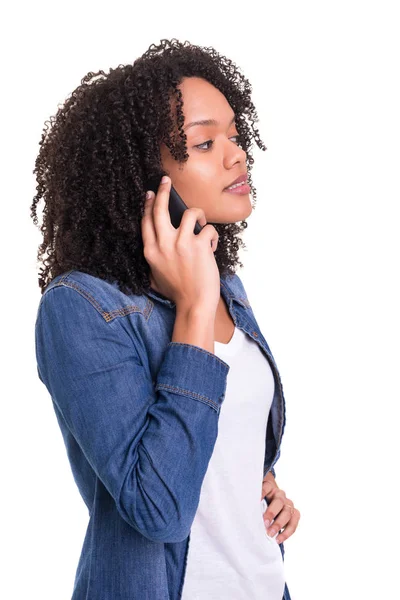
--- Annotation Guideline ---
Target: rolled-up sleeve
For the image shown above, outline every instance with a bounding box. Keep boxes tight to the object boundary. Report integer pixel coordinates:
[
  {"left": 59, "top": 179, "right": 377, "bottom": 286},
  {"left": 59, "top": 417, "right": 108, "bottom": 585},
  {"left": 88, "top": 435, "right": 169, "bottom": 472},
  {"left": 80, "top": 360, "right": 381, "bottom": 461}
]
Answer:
[
  {"left": 269, "top": 448, "right": 281, "bottom": 479},
  {"left": 35, "top": 285, "right": 230, "bottom": 543}
]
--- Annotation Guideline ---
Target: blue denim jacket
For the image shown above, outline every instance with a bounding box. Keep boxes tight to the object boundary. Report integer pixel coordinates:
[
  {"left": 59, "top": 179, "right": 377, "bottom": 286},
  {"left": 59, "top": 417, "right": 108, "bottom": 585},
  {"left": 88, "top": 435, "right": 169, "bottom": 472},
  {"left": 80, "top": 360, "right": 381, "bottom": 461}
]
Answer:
[{"left": 35, "top": 269, "right": 291, "bottom": 600}]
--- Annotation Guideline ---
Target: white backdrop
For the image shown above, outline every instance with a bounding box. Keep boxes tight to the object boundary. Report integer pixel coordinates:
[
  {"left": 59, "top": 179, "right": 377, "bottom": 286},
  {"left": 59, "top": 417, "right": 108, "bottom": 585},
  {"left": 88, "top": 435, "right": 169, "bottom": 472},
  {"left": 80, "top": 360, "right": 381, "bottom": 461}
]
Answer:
[{"left": 2, "top": 1, "right": 399, "bottom": 598}]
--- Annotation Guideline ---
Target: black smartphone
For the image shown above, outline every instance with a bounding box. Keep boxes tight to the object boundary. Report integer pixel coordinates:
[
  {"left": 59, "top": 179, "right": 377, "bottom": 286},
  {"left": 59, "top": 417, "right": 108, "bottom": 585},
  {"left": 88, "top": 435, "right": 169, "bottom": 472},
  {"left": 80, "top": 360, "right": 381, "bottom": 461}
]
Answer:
[{"left": 146, "top": 173, "right": 204, "bottom": 235}]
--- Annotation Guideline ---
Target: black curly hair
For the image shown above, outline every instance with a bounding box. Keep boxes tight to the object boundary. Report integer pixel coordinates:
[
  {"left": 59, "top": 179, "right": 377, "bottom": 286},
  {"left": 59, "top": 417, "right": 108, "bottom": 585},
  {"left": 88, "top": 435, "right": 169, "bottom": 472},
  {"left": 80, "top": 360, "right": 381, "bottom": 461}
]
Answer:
[{"left": 30, "top": 38, "right": 267, "bottom": 297}]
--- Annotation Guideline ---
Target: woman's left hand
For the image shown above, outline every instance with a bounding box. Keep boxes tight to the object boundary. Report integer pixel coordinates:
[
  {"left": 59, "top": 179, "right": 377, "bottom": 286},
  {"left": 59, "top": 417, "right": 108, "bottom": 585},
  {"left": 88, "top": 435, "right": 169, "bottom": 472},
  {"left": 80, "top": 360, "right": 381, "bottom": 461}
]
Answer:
[{"left": 261, "top": 473, "right": 301, "bottom": 544}]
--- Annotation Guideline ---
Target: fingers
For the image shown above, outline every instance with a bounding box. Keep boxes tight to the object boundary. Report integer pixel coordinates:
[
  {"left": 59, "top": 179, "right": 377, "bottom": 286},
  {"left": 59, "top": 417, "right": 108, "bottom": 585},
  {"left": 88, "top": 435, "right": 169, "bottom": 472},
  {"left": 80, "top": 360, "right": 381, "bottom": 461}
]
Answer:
[
  {"left": 262, "top": 491, "right": 300, "bottom": 543},
  {"left": 178, "top": 207, "right": 218, "bottom": 253},
  {"left": 262, "top": 488, "right": 286, "bottom": 527},
  {"left": 142, "top": 175, "right": 175, "bottom": 251},
  {"left": 198, "top": 223, "right": 219, "bottom": 252},
  {"left": 152, "top": 176, "right": 175, "bottom": 243},
  {"left": 275, "top": 510, "right": 300, "bottom": 545},
  {"left": 178, "top": 207, "right": 210, "bottom": 248},
  {"left": 261, "top": 478, "right": 278, "bottom": 500},
  {"left": 143, "top": 176, "right": 218, "bottom": 254},
  {"left": 178, "top": 207, "right": 207, "bottom": 240},
  {"left": 141, "top": 190, "right": 156, "bottom": 247}
]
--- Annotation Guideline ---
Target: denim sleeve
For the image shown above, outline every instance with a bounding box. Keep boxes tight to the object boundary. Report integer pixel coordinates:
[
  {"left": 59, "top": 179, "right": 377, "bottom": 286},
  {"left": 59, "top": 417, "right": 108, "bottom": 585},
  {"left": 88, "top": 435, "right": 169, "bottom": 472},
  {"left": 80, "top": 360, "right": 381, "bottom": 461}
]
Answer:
[
  {"left": 270, "top": 447, "right": 281, "bottom": 479},
  {"left": 35, "top": 286, "right": 230, "bottom": 544},
  {"left": 264, "top": 461, "right": 278, "bottom": 505}
]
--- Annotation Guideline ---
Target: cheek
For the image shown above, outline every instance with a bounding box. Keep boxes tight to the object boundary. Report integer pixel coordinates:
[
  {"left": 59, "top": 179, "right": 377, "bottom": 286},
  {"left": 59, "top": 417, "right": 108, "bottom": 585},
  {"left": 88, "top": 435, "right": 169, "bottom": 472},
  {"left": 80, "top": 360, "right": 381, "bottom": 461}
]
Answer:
[
  {"left": 173, "top": 161, "right": 222, "bottom": 211},
  {"left": 179, "top": 175, "right": 216, "bottom": 208},
  {"left": 192, "top": 183, "right": 221, "bottom": 213}
]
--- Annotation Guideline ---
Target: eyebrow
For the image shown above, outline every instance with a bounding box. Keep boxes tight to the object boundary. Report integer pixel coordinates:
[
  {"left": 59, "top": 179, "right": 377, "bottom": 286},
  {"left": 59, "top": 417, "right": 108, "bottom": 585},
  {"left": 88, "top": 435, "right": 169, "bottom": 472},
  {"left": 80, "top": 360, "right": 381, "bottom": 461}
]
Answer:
[{"left": 183, "top": 114, "right": 236, "bottom": 132}]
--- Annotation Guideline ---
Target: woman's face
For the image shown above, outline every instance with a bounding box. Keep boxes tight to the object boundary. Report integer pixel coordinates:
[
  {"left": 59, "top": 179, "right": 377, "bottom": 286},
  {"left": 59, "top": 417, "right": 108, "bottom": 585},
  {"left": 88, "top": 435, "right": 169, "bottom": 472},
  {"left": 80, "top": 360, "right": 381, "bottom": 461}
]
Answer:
[{"left": 159, "top": 76, "right": 252, "bottom": 224}]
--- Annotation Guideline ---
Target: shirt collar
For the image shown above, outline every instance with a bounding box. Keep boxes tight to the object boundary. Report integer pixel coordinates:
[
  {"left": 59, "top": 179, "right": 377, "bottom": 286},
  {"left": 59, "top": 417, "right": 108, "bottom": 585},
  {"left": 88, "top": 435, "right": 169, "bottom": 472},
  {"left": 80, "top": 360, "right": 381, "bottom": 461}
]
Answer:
[{"left": 145, "top": 273, "right": 249, "bottom": 310}]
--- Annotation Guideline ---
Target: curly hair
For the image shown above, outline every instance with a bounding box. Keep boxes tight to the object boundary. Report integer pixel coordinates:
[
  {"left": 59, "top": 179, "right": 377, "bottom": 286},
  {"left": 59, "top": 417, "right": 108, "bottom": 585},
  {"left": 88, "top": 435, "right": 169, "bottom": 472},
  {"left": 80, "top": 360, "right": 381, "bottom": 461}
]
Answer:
[{"left": 30, "top": 38, "right": 267, "bottom": 297}]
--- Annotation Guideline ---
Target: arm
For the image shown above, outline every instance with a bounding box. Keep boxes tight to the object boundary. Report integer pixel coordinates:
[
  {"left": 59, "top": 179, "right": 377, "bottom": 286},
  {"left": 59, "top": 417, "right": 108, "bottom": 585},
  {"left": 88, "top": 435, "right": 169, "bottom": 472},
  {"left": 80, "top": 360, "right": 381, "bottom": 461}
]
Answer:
[{"left": 35, "top": 285, "right": 229, "bottom": 544}]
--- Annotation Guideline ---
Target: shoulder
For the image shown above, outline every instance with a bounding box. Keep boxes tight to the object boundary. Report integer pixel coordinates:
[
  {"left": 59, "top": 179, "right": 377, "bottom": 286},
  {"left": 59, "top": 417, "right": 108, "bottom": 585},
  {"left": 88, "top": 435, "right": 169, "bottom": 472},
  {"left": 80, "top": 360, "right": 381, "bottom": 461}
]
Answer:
[{"left": 38, "top": 270, "right": 151, "bottom": 323}]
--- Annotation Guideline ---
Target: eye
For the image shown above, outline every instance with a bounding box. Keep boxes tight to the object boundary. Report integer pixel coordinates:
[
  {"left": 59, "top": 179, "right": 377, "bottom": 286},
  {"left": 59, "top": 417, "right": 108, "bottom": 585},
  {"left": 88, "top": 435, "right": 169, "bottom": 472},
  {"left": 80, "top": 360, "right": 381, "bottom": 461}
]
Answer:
[
  {"left": 195, "top": 136, "right": 242, "bottom": 150},
  {"left": 230, "top": 135, "right": 242, "bottom": 147},
  {"left": 195, "top": 139, "right": 214, "bottom": 150}
]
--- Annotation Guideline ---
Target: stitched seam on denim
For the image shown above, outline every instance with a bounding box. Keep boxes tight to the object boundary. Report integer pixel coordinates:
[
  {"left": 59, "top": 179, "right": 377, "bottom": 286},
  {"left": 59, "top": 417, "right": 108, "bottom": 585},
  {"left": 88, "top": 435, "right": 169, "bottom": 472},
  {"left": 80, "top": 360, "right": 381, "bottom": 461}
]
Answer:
[
  {"left": 167, "top": 342, "right": 230, "bottom": 369},
  {"left": 155, "top": 383, "right": 220, "bottom": 412},
  {"left": 220, "top": 280, "right": 250, "bottom": 308},
  {"left": 105, "top": 306, "right": 143, "bottom": 321},
  {"left": 220, "top": 280, "right": 237, "bottom": 304},
  {"left": 47, "top": 280, "right": 145, "bottom": 322},
  {"left": 84, "top": 477, "right": 97, "bottom": 600},
  {"left": 144, "top": 297, "right": 155, "bottom": 321},
  {"left": 220, "top": 280, "right": 233, "bottom": 295},
  {"left": 178, "top": 534, "right": 191, "bottom": 598},
  {"left": 46, "top": 281, "right": 109, "bottom": 319},
  {"left": 63, "top": 271, "right": 150, "bottom": 320}
]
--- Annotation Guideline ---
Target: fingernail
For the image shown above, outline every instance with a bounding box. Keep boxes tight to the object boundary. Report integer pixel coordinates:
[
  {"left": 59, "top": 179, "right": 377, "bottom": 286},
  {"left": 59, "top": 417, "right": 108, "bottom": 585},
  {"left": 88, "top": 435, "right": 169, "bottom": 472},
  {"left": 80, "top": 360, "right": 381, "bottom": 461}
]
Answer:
[
  {"left": 264, "top": 520, "right": 271, "bottom": 529},
  {"left": 267, "top": 528, "right": 276, "bottom": 537},
  {"left": 161, "top": 175, "right": 169, "bottom": 184},
  {"left": 146, "top": 191, "right": 153, "bottom": 200}
]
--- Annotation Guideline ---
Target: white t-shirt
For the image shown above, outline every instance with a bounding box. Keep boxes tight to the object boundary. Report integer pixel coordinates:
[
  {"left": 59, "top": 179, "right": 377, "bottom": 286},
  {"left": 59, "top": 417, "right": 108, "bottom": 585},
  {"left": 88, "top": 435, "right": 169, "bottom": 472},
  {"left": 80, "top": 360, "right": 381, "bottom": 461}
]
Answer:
[{"left": 181, "top": 326, "right": 286, "bottom": 599}]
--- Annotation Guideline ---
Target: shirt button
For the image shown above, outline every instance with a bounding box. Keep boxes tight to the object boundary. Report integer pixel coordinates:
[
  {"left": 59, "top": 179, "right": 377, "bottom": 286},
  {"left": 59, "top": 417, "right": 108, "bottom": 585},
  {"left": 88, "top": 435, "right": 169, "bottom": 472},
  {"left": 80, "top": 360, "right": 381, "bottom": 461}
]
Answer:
[{"left": 252, "top": 331, "right": 258, "bottom": 337}]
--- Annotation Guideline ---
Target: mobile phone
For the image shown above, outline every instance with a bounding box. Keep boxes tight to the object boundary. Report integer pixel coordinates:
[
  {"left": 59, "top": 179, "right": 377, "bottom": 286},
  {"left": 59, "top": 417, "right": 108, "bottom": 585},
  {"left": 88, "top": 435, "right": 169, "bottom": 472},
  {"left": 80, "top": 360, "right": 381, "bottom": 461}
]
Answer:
[{"left": 146, "top": 173, "right": 204, "bottom": 235}]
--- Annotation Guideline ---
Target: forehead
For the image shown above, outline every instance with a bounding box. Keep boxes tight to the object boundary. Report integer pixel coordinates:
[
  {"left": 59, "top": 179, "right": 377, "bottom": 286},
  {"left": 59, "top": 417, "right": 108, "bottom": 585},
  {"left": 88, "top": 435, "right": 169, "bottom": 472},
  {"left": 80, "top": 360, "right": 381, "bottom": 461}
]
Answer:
[{"left": 174, "top": 77, "right": 235, "bottom": 125}]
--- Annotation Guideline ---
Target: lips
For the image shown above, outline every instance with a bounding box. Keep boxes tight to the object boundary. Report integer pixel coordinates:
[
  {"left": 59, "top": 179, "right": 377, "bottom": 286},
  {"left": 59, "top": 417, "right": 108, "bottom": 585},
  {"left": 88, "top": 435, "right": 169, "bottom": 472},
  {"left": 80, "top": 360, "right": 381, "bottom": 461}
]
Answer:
[{"left": 224, "top": 173, "right": 248, "bottom": 189}]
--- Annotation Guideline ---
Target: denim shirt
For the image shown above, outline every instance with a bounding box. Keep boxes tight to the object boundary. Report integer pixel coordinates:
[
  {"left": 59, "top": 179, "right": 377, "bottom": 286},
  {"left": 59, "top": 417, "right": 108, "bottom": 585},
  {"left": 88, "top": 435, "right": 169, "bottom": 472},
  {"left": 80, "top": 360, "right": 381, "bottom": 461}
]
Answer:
[{"left": 34, "top": 269, "right": 291, "bottom": 600}]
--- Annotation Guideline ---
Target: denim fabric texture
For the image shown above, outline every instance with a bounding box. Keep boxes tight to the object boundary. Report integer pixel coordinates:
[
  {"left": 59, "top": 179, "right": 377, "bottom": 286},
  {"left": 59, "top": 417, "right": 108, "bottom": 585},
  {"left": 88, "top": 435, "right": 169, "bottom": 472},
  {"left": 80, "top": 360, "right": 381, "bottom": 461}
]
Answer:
[{"left": 35, "top": 269, "right": 291, "bottom": 600}]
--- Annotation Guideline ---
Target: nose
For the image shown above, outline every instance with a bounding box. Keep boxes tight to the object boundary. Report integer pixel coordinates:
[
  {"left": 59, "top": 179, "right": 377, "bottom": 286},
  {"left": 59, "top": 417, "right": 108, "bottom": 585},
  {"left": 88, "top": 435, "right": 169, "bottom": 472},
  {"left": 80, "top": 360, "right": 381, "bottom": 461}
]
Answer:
[{"left": 224, "top": 139, "right": 247, "bottom": 169}]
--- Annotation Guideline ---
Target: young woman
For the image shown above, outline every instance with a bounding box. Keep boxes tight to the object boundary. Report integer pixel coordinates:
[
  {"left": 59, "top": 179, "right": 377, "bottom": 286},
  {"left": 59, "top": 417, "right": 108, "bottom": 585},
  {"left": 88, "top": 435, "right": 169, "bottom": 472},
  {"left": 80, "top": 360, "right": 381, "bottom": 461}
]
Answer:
[{"left": 32, "top": 38, "right": 299, "bottom": 600}]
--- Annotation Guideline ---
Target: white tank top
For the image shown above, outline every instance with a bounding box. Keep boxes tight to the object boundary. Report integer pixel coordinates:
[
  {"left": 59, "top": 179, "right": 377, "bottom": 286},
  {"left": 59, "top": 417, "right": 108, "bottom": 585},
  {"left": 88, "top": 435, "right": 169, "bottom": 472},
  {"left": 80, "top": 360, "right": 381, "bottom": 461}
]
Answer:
[{"left": 181, "top": 326, "right": 286, "bottom": 599}]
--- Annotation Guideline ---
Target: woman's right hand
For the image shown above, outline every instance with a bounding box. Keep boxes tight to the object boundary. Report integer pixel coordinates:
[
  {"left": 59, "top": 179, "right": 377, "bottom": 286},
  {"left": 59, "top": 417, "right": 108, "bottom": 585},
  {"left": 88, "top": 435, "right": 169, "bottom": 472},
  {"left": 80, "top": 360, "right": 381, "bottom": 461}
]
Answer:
[{"left": 141, "top": 176, "right": 220, "bottom": 314}]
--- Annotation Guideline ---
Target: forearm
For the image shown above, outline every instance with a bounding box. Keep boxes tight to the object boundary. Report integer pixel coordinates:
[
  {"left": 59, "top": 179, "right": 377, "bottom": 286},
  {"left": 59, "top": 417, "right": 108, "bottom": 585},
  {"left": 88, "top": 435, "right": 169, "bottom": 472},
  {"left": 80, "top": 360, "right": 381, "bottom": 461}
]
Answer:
[{"left": 172, "top": 305, "right": 216, "bottom": 354}]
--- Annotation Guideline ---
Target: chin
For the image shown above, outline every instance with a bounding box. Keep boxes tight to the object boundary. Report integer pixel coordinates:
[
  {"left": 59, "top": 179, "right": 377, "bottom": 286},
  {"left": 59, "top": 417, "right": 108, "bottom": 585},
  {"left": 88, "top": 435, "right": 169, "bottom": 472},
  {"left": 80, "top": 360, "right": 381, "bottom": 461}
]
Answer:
[
  {"left": 233, "top": 202, "right": 253, "bottom": 222},
  {"left": 210, "top": 199, "right": 252, "bottom": 224}
]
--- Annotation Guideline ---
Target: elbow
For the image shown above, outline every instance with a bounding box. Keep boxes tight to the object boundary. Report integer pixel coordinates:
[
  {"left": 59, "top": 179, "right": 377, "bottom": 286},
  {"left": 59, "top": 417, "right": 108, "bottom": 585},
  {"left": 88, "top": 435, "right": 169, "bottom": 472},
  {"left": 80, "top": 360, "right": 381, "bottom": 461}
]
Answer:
[
  {"left": 140, "top": 523, "right": 191, "bottom": 544},
  {"left": 120, "top": 506, "right": 192, "bottom": 544},
  {"left": 117, "top": 487, "right": 193, "bottom": 544}
]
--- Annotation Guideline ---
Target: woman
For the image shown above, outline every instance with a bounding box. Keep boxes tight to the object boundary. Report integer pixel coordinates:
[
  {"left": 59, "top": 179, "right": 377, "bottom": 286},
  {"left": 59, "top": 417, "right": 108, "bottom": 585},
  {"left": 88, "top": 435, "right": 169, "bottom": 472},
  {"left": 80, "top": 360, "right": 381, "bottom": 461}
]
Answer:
[{"left": 31, "top": 38, "right": 299, "bottom": 600}]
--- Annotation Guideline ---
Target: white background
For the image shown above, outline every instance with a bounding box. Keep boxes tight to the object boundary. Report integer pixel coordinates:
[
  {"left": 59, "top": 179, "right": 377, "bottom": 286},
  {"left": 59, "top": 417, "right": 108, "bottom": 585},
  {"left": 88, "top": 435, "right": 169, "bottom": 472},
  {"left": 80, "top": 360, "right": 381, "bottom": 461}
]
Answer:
[{"left": 2, "top": 1, "right": 399, "bottom": 598}]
